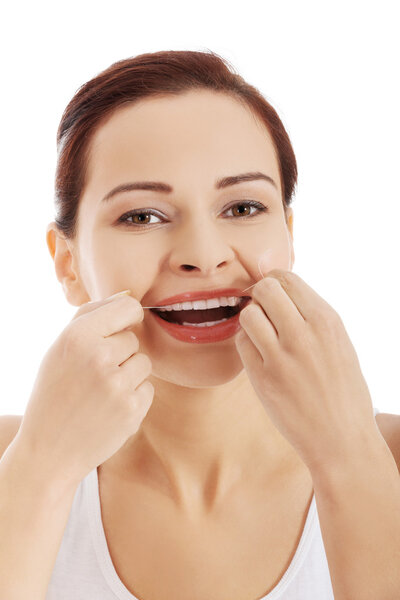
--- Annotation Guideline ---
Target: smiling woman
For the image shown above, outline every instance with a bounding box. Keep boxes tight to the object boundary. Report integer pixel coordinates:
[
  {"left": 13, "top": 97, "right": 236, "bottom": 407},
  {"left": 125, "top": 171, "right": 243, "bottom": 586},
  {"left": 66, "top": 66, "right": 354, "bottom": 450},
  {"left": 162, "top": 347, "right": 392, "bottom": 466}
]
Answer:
[{"left": 3, "top": 49, "right": 394, "bottom": 600}]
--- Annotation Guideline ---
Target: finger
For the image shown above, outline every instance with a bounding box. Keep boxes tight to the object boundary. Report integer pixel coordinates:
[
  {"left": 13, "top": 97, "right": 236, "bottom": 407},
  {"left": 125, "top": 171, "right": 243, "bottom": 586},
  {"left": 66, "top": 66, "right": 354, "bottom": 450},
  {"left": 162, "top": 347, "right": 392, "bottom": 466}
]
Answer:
[
  {"left": 252, "top": 277, "right": 304, "bottom": 344},
  {"left": 119, "top": 352, "right": 152, "bottom": 386},
  {"left": 72, "top": 290, "right": 140, "bottom": 321},
  {"left": 72, "top": 290, "right": 132, "bottom": 321},
  {"left": 131, "top": 380, "right": 154, "bottom": 418},
  {"left": 102, "top": 329, "right": 140, "bottom": 367},
  {"left": 78, "top": 295, "right": 144, "bottom": 339},
  {"left": 239, "top": 302, "right": 279, "bottom": 360},
  {"left": 235, "top": 328, "right": 265, "bottom": 370},
  {"left": 265, "top": 269, "right": 334, "bottom": 325}
]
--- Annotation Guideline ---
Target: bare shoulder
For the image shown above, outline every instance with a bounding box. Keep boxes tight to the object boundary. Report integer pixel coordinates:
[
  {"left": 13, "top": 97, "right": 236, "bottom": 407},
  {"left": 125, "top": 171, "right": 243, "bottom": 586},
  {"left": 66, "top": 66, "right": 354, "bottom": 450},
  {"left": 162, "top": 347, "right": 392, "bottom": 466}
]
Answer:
[
  {"left": 375, "top": 412, "right": 400, "bottom": 472},
  {"left": 0, "top": 415, "right": 23, "bottom": 459}
]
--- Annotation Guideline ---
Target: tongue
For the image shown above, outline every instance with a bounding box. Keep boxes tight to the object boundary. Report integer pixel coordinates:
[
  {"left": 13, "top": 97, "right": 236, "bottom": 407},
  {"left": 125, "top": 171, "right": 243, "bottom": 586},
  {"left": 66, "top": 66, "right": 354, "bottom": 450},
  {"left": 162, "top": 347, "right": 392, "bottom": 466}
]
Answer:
[{"left": 162, "top": 306, "right": 235, "bottom": 325}]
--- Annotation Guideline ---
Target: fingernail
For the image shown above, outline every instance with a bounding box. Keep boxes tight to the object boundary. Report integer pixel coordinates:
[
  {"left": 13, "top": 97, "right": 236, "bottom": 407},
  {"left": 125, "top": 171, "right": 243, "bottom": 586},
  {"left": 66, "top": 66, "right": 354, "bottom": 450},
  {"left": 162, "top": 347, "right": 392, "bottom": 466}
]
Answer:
[{"left": 107, "top": 289, "right": 131, "bottom": 300}]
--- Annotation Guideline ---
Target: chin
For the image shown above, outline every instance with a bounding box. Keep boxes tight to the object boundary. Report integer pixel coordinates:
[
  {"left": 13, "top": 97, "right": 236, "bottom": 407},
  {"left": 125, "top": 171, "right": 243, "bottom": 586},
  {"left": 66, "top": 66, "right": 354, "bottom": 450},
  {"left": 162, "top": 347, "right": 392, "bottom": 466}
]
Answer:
[{"left": 151, "top": 353, "right": 246, "bottom": 388}]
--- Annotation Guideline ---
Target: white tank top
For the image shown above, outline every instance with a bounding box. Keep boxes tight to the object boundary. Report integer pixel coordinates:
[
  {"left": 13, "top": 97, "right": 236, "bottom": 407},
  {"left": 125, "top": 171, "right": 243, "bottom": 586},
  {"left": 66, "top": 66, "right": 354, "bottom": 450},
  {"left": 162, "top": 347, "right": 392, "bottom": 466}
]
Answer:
[{"left": 46, "top": 406, "right": 381, "bottom": 600}]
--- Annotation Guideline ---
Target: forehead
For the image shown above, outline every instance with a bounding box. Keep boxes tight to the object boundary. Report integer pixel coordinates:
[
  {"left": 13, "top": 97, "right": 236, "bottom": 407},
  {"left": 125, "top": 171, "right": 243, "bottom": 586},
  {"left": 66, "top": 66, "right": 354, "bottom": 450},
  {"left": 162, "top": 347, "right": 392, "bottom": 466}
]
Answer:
[{"left": 85, "top": 89, "right": 281, "bottom": 196}]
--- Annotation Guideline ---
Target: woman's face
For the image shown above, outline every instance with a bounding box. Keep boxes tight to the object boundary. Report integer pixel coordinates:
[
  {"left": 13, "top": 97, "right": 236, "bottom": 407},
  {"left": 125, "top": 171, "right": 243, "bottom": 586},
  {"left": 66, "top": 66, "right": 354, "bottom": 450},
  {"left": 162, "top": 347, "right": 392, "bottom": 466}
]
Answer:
[{"left": 69, "top": 89, "right": 294, "bottom": 387}]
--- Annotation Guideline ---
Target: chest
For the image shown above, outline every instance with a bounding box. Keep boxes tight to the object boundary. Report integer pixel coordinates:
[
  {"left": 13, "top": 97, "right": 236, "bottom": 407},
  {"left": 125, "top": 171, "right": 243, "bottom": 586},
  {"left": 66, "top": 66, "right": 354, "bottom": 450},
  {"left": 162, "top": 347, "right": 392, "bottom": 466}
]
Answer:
[{"left": 97, "top": 466, "right": 314, "bottom": 600}]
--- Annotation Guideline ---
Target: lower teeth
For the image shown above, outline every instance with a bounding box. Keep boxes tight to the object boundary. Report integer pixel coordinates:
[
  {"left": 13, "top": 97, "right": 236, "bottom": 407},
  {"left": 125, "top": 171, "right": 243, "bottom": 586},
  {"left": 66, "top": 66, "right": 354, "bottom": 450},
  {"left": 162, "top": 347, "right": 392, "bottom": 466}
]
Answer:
[{"left": 181, "top": 318, "right": 228, "bottom": 328}]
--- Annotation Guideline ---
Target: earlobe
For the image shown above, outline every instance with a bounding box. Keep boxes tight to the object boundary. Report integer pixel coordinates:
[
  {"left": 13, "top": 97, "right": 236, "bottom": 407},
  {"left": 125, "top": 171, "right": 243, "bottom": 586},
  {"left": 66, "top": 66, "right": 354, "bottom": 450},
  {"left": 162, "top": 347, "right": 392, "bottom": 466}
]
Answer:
[
  {"left": 46, "top": 222, "right": 57, "bottom": 259},
  {"left": 285, "top": 208, "right": 295, "bottom": 270},
  {"left": 45, "top": 223, "right": 89, "bottom": 307},
  {"left": 286, "top": 207, "right": 294, "bottom": 239},
  {"left": 47, "top": 224, "right": 75, "bottom": 290}
]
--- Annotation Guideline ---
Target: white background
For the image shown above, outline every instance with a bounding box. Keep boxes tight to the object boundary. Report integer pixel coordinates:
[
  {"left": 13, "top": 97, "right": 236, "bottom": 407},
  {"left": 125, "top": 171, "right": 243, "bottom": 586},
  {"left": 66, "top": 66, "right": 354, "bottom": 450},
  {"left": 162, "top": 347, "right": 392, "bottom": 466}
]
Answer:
[{"left": 0, "top": 0, "right": 398, "bottom": 416}]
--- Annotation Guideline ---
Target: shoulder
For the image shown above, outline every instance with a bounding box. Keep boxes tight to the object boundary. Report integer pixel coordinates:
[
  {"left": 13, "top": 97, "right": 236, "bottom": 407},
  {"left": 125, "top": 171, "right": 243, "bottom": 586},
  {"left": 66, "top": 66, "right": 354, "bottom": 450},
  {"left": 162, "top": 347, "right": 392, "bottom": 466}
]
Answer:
[
  {"left": 0, "top": 414, "right": 23, "bottom": 459},
  {"left": 375, "top": 412, "right": 400, "bottom": 473}
]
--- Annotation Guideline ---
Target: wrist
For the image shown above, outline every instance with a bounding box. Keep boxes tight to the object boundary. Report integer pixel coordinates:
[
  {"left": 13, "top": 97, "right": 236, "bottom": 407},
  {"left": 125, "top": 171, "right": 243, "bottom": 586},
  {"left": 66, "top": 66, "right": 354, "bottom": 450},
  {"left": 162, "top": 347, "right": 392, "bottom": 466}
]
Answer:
[
  {"left": 2, "top": 433, "right": 81, "bottom": 502},
  {"left": 310, "top": 430, "right": 398, "bottom": 493}
]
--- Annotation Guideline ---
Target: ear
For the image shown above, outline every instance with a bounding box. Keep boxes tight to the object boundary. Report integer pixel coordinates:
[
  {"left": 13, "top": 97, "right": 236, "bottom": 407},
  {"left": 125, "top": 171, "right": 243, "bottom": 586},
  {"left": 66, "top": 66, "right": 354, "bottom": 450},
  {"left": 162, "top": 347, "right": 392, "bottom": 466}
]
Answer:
[
  {"left": 46, "top": 222, "right": 91, "bottom": 307},
  {"left": 285, "top": 207, "right": 295, "bottom": 269}
]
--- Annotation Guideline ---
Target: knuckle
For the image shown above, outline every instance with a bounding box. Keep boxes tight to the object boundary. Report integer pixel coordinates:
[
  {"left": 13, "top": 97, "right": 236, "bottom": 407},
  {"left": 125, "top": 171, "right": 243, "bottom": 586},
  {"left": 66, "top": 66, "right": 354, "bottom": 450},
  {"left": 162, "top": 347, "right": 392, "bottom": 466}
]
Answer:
[
  {"left": 323, "top": 306, "right": 341, "bottom": 327},
  {"left": 120, "top": 328, "right": 140, "bottom": 352},
  {"left": 71, "top": 306, "right": 85, "bottom": 321},
  {"left": 127, "top": 329, "right": 140, "bottom": 349},
  {"left": 283, "top": 324, "right": 308, "bottom": 351},
  {"left": 266, "top": 270, "right": 289, "bottom": 286},
  {"left": 261, "top": 277, "right": 279, "bottom": 290},
  {"left": 136, "top": 352, "right": 153, "bottom": 375},
  {"left": 135, "top": 381, "right": 154, "bottom": 410},
  {"left": 63, "top": 322, "right": 85, "bottom": 351},
  {"left": 253, "top": 277, "right": 280, "bottom": 299},
  {"left": 130, "top": 337, "right": 140, "bottom": 354},
  {"left": 312, "top": 303, "right": 333, "bottom": 321},
  {"left": 145, "top": 381, "right": 155, "bottom": 396},
  {"left": 278, "top": 270, "right": 295, "bottom": 286},
  {"left": 120, "top": 294, "right": 143, "bottom": 312},
  {"left": 117, "top": 294, "right": 134, "bottom": 305},
  {"left": 107, "top": 369, "right": 123, "bottom": 393},
  {"left": 129, "top": 396, "right": 139, "bottom": 415},
  {"left": 71, "top": 300, "right": 95, "bottom": 319},
  {"left": 329, "top": 311, "right": 345, "bottom": 337},
  {"left": 314, "top": 306, "right": 342, "bottom": 335},
  {"left": 260, "top": 278, "right": 274, "bottom": 291},
  {"left": 88, "top": 350, "right": 111, "bottom": 372}
]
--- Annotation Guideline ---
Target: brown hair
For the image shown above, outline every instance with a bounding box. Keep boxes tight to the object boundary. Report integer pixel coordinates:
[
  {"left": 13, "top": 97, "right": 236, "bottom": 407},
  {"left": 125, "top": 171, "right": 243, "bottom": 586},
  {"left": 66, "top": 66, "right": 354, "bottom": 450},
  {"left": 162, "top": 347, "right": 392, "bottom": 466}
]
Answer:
[{"left": 54, "top": 49, "right": 298, "bottom": 239}]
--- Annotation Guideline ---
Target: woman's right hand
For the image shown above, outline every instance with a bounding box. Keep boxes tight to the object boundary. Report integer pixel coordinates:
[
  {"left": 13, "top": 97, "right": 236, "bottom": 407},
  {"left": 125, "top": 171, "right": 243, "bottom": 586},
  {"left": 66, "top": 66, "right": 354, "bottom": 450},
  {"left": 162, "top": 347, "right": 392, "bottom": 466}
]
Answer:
[{"left": 14, "top": 291, "right": 154, "bottom": 485}]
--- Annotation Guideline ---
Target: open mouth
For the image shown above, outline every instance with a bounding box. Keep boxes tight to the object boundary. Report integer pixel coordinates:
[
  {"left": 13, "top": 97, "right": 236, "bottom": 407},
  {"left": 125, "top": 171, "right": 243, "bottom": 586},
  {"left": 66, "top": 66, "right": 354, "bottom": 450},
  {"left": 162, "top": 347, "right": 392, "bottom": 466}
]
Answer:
[{"left": 150, "top": 296, "right": 252, "bottom": 327}]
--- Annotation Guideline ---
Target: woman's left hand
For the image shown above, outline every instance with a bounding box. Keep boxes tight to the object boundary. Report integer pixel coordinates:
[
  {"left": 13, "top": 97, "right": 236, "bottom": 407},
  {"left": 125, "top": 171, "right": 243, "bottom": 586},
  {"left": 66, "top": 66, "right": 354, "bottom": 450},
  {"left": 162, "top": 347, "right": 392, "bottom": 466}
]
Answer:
[{"left": 236, "top": 269, "right": 378, "bottom": 475}]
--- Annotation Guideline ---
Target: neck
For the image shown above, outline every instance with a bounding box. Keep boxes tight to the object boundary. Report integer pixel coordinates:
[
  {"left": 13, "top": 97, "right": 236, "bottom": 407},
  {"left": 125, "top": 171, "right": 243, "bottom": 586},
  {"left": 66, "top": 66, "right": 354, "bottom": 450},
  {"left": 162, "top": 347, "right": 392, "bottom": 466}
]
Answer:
[{"left": 105, "top": 371, "right": 299, "bottom": 515}]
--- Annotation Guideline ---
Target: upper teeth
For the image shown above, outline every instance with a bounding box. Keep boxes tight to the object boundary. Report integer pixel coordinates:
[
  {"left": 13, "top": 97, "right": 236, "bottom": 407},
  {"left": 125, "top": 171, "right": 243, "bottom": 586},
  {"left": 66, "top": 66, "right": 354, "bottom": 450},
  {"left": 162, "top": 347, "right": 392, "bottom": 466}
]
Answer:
[{"left": 156, "top": 296, "right": 242, "bottom": 312}]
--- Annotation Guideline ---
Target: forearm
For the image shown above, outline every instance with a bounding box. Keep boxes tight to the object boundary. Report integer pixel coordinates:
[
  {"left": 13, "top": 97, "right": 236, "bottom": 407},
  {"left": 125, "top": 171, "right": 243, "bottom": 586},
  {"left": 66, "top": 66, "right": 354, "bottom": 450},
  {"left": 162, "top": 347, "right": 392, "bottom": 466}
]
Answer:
[
  {"left": 311, "top": 432, "right": 400, "bottom": 600},
  {"left": 0, "top": 437, "right": 79, "bottom": 599}
]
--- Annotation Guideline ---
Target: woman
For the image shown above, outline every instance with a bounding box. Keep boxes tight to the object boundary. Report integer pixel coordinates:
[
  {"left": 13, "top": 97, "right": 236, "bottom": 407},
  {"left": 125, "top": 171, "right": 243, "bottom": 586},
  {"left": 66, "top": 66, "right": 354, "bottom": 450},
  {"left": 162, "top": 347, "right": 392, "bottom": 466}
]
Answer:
[{"left": 1, "top": 49, "right": 399, "bottom": 600}]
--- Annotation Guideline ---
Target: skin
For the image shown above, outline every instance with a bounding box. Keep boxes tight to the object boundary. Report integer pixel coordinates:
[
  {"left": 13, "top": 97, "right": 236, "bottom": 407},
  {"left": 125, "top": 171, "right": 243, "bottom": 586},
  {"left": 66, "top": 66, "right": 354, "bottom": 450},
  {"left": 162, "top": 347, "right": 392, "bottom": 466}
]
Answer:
[{"left": 46, "top": 89, "right": 300, "bottom": 517}]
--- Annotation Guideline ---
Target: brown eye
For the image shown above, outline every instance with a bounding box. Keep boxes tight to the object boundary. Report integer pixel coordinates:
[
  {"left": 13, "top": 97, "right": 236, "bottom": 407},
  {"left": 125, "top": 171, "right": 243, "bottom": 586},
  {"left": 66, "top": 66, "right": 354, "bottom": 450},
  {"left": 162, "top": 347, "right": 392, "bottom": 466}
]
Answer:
[
  {"left": 224, "top": 200, "right": 269, "bottom": 219},
  {"left": 117, "top": 210, "right": 163, "bottom": 227},
  {"left": 130, "top": 213, "right": 152, "bottom": 225},
  {"left": 230, "top": 204, "right": 252, "bottom": 217}
]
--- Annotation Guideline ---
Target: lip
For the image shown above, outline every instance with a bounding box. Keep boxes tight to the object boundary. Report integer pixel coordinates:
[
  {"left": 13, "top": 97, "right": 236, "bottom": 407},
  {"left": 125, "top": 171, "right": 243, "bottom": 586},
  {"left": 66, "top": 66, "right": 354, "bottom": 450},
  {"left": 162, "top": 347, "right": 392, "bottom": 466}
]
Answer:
[
  {"left": 150, "top": 301, "right": 252, "bottom": 344},
  {"left": 153, "top": 287, "right": 251, "bottom": 308}
]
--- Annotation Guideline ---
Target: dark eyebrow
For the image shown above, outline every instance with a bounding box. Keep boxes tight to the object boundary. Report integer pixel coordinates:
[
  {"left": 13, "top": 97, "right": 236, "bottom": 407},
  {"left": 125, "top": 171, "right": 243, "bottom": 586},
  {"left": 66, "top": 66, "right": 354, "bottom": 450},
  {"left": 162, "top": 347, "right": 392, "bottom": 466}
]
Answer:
[{"left": 101, "top": 171, "right": 278, "bottom": 203}]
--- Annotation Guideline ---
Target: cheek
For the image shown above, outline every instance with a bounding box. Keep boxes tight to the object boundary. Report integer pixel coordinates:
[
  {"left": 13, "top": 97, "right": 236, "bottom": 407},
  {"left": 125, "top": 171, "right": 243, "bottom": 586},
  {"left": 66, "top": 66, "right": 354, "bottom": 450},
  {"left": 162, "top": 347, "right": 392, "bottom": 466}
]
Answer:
[
  {"left": 257, "top": 241, "right": 292, "bottom": 276},
  {"left": 89, "top": 234, "right": 157, "bottom": 296}
]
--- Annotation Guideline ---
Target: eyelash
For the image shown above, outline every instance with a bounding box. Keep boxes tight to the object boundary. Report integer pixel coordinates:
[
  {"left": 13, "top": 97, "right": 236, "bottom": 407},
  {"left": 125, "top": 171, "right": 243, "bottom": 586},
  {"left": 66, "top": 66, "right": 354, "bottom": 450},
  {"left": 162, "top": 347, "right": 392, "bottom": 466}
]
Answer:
[{"left": 116, "top": 200, "right": 269, "bottom": 228}]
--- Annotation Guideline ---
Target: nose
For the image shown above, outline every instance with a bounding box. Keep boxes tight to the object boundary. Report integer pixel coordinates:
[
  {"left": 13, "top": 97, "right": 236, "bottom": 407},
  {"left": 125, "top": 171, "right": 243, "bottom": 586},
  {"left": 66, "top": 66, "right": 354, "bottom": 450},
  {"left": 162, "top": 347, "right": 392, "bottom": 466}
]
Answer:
[{"left": 167, "top": 220, "right": 236, "bottom": 279}]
